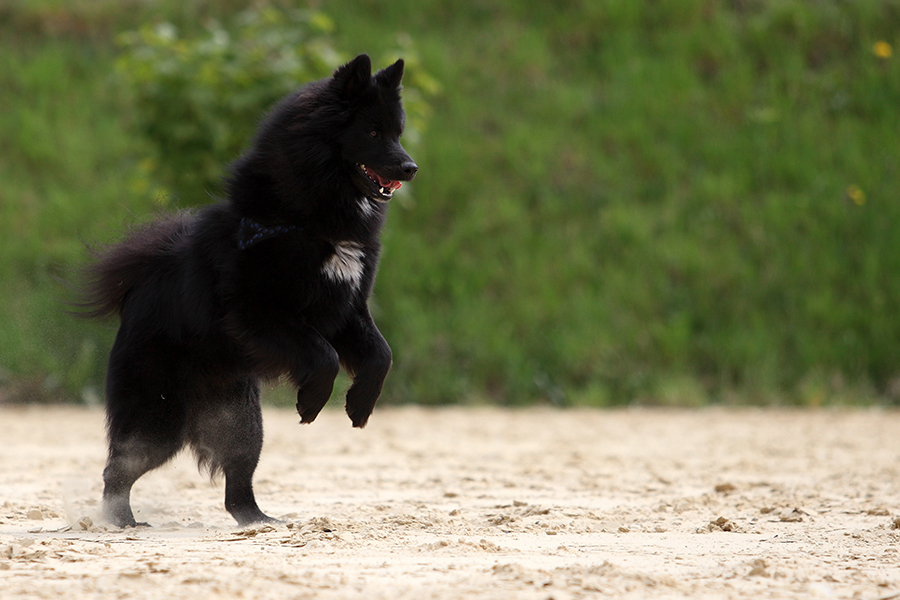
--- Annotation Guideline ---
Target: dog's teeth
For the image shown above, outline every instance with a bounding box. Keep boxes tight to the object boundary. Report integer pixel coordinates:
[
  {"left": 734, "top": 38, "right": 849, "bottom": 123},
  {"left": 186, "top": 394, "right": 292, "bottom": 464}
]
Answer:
[{"left": 360, "top": 164, "right": 366, "bottom": 170}]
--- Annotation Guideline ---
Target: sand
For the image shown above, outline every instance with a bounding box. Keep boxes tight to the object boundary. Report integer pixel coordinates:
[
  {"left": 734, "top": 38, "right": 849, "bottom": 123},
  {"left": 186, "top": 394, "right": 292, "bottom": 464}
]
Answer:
[{"left": 1, "top": 404, "right": 899, "bottom": 599}]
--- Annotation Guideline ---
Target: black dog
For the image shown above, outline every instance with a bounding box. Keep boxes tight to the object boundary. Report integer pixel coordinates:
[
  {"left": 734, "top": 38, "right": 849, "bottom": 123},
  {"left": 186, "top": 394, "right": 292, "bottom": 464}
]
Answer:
[{"left": 77, "top": 55, "right": 417, "bottom": 527}]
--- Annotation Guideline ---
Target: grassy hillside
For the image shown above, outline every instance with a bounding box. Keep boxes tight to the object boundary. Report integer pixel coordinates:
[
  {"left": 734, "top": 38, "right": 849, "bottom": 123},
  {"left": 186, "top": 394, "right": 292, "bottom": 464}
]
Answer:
[{"left": 1, "top": 0, "right": 899, "bottom": 406}]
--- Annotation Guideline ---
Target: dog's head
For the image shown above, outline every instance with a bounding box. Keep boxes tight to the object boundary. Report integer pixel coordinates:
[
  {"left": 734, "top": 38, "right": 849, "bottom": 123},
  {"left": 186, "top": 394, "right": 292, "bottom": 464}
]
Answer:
[{"left": 332, "top": 54, "right": 418, "bottom": 202}]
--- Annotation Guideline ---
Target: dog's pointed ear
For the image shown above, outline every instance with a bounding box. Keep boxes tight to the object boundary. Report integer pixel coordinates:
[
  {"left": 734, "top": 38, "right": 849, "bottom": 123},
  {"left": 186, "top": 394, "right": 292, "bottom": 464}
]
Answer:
[
  {"left": 375, "top": 59, "right": 404, "bottom": 90},
  {"left": 332, "top": 54, "right": 372, "bottom": 98}
]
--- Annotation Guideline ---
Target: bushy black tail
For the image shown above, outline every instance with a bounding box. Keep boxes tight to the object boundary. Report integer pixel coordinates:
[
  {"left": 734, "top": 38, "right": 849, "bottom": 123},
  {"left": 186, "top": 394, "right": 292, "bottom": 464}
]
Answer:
[{"left": 71, "top": 213, "right": 193, "bottom": 320}]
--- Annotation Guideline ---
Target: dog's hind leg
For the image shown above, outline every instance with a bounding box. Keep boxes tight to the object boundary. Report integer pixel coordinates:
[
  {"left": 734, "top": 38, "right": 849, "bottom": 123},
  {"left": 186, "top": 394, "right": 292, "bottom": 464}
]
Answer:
[
  {"left": 103, "top": 386, "right": 187, "bottom": 528},
  {"left": 103, "top": 437, "right": 182, "bottom": 528},
  {"left": 188, "top": 378, "right": 275, "bottom": 526}
]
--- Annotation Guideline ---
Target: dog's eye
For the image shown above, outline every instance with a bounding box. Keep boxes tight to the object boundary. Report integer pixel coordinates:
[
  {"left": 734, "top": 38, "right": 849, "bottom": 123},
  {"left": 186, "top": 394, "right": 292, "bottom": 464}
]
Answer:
[{"left": 369, "top": 131, "right": 378, "bottom": 138}]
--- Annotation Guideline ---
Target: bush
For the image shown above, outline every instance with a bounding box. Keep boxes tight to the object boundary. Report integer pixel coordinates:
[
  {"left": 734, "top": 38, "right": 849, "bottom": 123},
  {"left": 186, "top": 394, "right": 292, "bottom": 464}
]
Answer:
[{"left": 116, "top": 7, "right": 437, "bottom": 205}]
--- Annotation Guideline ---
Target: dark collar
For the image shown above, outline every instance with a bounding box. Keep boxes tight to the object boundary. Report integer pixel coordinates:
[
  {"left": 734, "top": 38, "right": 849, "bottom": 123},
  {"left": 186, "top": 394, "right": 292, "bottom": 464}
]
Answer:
[{"left": 237, "top": 217, "right": 297, "bottom": 250}]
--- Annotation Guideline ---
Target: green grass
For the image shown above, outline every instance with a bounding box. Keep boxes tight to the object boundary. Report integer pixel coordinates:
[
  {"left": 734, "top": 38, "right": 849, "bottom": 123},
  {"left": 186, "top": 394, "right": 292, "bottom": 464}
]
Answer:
[{"left": 2, "top": 0, "right": 899, "bottom": 406}]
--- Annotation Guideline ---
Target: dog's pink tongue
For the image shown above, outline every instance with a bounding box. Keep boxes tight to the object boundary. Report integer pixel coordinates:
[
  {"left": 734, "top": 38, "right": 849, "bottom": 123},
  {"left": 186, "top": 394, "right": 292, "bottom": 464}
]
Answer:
[{"left": 374, "top": 171, "right": 402, "bottom": 191}]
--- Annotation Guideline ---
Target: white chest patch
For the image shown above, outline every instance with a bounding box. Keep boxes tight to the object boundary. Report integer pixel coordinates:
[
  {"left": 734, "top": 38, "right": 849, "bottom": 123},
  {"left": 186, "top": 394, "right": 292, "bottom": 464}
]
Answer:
[{"left": 322, "top": 241, "right": 365, "bottom": 290}]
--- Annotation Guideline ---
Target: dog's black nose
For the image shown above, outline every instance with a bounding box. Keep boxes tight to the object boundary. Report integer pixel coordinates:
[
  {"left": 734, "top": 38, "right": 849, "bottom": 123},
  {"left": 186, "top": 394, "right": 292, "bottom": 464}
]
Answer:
[{"left": 401, "top": 161, "right": 418, "bottom": 181}]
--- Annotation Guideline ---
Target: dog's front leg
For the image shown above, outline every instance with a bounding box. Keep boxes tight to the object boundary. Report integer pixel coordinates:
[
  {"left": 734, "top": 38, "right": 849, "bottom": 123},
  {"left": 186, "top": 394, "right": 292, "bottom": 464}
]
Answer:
[
  {"left": 245, "top": 325, "right": 340, "bottom": 424},
  {"left": 331, "top": 308, "right": 392, "bottom": 428},
  {"left": 294, "top": 344, "right": 340, "bottom": 425}
]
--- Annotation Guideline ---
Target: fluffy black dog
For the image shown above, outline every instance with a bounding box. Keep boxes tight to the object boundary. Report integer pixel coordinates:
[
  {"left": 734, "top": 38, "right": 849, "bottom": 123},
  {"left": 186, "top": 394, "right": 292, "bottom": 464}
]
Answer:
[{"left": 78, "top": 54, "right": 417, "bottom": 527}]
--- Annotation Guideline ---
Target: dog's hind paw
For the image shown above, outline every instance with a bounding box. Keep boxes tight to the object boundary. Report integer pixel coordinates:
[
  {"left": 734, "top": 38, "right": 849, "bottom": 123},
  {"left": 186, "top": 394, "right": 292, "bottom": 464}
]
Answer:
[{"left": 231, "top": 507, "right": 279, "bottom": 527}]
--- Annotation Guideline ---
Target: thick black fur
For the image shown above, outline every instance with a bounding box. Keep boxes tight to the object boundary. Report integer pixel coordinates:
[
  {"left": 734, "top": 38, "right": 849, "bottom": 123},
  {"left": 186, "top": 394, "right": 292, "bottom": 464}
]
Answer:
[{"left": 76, "top": 55, "right": 417, "bottom": 528}]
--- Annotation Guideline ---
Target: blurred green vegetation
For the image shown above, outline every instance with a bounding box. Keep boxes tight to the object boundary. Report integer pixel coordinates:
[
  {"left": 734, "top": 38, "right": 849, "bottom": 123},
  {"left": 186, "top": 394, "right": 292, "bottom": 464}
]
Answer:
[
  {"left": 116, "top": 9, "right": 340, "bottom": 204},
  {"left": 1, "top": 0, "right": 899, "bottom": 407},
  {"left": 115, "top": 8, "right": 437, "bottom": 206}
]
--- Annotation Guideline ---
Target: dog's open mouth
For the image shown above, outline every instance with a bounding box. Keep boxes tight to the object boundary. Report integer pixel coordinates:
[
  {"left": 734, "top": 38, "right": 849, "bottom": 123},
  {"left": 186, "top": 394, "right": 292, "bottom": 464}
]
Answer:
[{"left": 357, "top": 164, "right": 402, "bottom": 202}]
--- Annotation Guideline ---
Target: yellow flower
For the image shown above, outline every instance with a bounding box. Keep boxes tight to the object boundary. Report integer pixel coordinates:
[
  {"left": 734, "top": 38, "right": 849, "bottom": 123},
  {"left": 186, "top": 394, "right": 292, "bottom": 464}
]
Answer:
[
  {"left": 874, "top": 41, "right": 893, "bottom": 59},
  {"left": 846, "top": 184, "right": 866, "bottom": 206}
]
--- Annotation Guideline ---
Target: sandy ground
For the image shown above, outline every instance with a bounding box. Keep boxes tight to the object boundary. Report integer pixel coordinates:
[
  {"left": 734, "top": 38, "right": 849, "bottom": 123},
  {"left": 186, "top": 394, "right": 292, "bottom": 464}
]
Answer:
[{"left": 1, "top": 405, "right": 899, "bottom": 599}]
